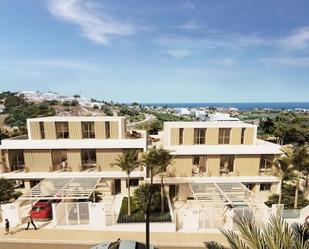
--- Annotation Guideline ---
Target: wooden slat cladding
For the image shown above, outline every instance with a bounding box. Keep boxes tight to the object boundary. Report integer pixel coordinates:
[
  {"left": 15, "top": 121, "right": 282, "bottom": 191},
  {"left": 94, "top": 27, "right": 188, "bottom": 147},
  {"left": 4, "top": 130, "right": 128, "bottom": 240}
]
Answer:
[
  {"left": 234, "top": 155, "right": 260, "bottom": 176},
  {"left": 110, "top": 121, "right": 119, "bottom": 139},
  {"left": 44, "top": 122, "right": 57, "bottom": 139},
  {"left": 183, "top": 128, "right": 194, "bottom": 145},
  {"left": 230, "top": 128, "right": 242, "bottom": 145},
  {"left": 29, "top": 122, "right": 41, "bottom": 139},
  {"left": 170, "top": 128, "right": 180, "bottom": 145},
  {"left": 167, "top": 156, "right": 192, "bottom": 177},
  {"left": 68, "top": 122, "right": 82, "bottom": 139},
  {"left": 96, "top": 149, "right": 123, "bottom": 171},
  {"left": 67, "top": 149, "right": 81, "bottom": 172},
  {"left": 244, "top": 128, "right": 255, "bottom": 145},
  {"left": 206, "top": 128, "right": 219, "bottom": 145},
  {"left": 94, "top": 121, "right": 106, "bottom": 139},
  {"left": 206, "top": 155, "right": 220, "bottom": 176},
  {"left": 24, "top": 150, "right": 52, "bottom": 172}
]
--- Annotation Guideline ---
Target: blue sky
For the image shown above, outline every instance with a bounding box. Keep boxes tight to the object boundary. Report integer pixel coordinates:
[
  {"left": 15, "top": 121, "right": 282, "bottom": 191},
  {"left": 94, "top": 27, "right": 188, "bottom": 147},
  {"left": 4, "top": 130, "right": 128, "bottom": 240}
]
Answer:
[{"left": 0, "top": 0, "right": 309, "bottom": 102}]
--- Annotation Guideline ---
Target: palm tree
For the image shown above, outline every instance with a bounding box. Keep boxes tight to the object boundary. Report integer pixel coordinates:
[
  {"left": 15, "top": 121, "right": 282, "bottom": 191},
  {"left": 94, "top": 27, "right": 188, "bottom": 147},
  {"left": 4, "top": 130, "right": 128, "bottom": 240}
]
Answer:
[
  {"left": 143, "top": 147, "right": 174, "bottom": 213},
  {"left": 142, "top": 147, "right": 158, "bottom": 184},
  {"left": 204, "top": 215, "right": 309, "bottom": 249},
  {"left": 280, "top": 144, "right": 309, "bottom": 209},
  {"left": 270, "top": 155, "right": 295, "bottom": 204},
  {"left": 111, "top": 149, "right": 141, "bottom": 216}
]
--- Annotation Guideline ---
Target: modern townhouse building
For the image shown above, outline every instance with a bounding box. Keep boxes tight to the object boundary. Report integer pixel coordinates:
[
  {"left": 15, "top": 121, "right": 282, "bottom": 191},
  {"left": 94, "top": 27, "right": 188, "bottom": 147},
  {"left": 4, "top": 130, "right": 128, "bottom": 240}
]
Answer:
[
  {"left": 161, "top": 121, "right": 282, "bottom": 201},
  {"left": 0, "top": 116, "right": 147, "bottom": 195},
  {"left": 0, "top": 116, "right": 284, "bottom": 231}
]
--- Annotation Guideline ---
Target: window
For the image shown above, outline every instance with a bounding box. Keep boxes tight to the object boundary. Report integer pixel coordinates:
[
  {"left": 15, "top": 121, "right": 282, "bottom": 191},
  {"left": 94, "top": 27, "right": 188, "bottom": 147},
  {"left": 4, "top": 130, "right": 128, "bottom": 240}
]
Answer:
[
  {"left": 220, "top": 155, "right": 235, "bottom": 172},
  {"left": 179, "top": 128, "right": 184, "bottom": 145},
  {"left": 105, "top": 121, "right": 111, "bottom": 139},
  {"left": 39, "top": 122, "right": 45, "bottom": 139},
  {"left": 241, "top": 128, "right": 246, "bottom": 144},
  {"left": 260, "top": 154, "right": 274, "bottom": 173},
  {"left": 56, "top": 122, "right": 69, "bottom": 139},
  {"left": 192, "top": 155, "right": 200, "bottom": 165},
  {"left": 194, "top": 128, "right": 206, "bottom": 144},
  {"left": 82, "top": 122, "right": 95, "bottom": 138},
  {"left": 260, "top": 183, "right": 271, "bottom": 191},
  {"left": 81, "top": 149, "right": 97, "bottom": 165},
  {"left": 218, "top": 128, "right": 231, "bottom": 144}
]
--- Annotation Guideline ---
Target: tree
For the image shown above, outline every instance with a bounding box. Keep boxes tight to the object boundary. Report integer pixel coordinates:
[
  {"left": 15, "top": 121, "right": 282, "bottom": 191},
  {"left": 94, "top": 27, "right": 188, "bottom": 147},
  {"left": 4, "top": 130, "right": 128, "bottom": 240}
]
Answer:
[
  {"left": 204, "top": 215, "right": 309, "bottom": 249},
  {"left": 0, "top": 178, "right": 21, "bottom": 203},
  {"left": 270, "top": 155, "right": 295, "bottom": 204},
  {"left": 281, "top": 144, "right": 309, "bottom": 209},
  {"left": 111, "top": 150, "right": 141, "bottom": 216},
  {"left": 70, "top": 100, "right": 79, "bottom": 106},
  {"left": 101, "top": 105, "right": 113, "bottom": 116},
  {"left": 143, "top": 147, "right": 173, "bottom": 213}
]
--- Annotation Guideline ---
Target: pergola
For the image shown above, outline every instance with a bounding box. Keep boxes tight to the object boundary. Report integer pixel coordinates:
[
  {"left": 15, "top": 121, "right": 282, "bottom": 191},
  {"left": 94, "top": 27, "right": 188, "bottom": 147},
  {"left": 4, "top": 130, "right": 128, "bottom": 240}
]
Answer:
[
  {"left": 189, "top": 182, "right": 255, "bottom": 207},
  {"left": 19, "top": 177, "right": 101, "bottom": 201}
]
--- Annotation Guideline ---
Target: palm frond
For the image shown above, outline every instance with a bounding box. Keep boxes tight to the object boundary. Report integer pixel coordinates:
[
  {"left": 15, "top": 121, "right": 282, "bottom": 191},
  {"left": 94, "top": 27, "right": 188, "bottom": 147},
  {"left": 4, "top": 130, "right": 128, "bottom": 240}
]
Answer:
[{"left": 203, "top": 241, "right": 226, "bottom": 249}]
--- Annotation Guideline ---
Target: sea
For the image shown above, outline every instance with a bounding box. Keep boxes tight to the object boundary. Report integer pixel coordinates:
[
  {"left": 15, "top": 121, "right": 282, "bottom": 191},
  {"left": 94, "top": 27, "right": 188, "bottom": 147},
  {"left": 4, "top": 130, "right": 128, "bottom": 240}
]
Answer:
[{"left": 142, "top": 102, "right": 309, "bottom": 111}]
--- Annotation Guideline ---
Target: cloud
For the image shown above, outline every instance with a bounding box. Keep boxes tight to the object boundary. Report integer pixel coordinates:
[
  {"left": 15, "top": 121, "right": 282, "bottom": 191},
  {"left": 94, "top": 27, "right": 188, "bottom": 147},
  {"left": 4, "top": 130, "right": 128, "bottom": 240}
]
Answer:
[
  {"left": 167, "top": 49, "right": 192, "bottom": 59},
  {"left": 281, "top": 27, "right": 309, "bottom": 49},
  {"left": 48, "top": 0, "right": 134, "bottom": 45},
  {"left": 259, "top": 57, "right": 309, "bottom": 67}
]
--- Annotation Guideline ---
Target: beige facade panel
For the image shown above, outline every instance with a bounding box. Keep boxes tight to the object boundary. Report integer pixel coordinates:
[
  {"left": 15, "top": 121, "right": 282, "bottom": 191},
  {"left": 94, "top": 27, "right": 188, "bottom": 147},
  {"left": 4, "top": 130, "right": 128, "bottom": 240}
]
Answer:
[
  {"left": 24, "top": 150, "right": 52, "bottom": 172},
  {"left": 110, "top": 122, "right": 119, "bottom": 139},
  {"left": 67, "top": 149, "right": 81, "bottom": 172},
  {"left": 244, "top": 128, "right": 255, "bottom": 145},
  {"left": 206, "top": 128, "right": 219, "bottom": 145},
  {"left": 0, "top": 150, "right": 9, "bottom": 172},
  {"left": 29, "top": 122, "right": 41, "bottom": 140},
  {"left": 44, "top": 122, "right": 57, "bottom": 139},
  {"left": 94, "top": 121, "right": 106, "bottom": 139},
  {"left": 170, "top": 128, "right": 180, "bottom": 145},
  {"left": 69, "top": 122, "right": 82, "bottom": 139},
  {"left": 230, "top": 128, "right": 242, "bottom": 145},
  {"left": 167, "top": 156, "right": 192, "bottom": 177},
  {"left": 234, "top": 155, "right": 260, "bottom": 176},
  {"left": 206, "top": 155, "right": 220, "bottom": 176},
  {"left": 183, "top": 128, "right": 194, "bottom": 145},
  {"left": 96, "top": 149, "right": 123, "bottom": 171}
]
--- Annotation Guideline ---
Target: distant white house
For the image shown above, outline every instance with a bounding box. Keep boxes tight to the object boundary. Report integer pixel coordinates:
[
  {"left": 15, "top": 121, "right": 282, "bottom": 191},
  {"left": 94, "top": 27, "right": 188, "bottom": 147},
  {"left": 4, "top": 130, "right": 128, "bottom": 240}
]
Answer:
[
  {"left": 174, "top": 108, "right": 191, "bottom": 116},
  {"left": 206, "top": 112, "right": 239, "bottom": 122}
]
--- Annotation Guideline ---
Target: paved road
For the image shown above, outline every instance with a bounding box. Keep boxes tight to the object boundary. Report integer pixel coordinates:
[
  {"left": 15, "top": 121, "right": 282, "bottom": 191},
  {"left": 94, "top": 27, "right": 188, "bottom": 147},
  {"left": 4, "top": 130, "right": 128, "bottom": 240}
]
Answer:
[{"left": 0, "top": 242, "right": 202, "bottom": 249}]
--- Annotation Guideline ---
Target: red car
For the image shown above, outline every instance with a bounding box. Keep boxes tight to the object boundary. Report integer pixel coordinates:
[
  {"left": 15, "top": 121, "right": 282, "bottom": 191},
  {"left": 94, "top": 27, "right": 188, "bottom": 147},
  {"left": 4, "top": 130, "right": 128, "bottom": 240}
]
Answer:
[{"left": 30, "top": 200, "right": 53, "bottom": 220}]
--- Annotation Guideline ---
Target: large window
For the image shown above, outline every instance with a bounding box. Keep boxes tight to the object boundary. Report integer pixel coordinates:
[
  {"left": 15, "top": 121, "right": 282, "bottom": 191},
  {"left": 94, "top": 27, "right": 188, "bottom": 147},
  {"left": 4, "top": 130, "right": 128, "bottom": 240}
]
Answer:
[
  {"left": 105, "top": 122, "right": 111, "bottom": 139},
  {"left": 260, "top": 154, "right": 274, "bottom": 174},
  {"left": 81, "top": 149, "right": 97, "bottom": 165},
  {"left": 56, "top": 122, "right": 69, "bottom": 139},
  {"left": 179, "top": 128, "right": 184, "bottom": 145},
  {"left": 220, "top": 155, "right": 235, "bottom": 173},
  {"left": 82, "top": 122, "right": 95, "bottom": 139},
  {"left": 39, "top": 122, "right": 45, "bottom": 139},
  {"left": 218, "top": 128, "right": 231, "bottom": 144},
  {"left": 194, "top": 128, "right": 206, "bottom": 144}
]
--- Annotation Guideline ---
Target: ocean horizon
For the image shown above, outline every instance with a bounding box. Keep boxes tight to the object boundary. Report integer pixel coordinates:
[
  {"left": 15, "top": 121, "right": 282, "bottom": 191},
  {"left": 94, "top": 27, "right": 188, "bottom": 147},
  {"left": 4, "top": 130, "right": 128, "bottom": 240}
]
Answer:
[{"left": 141, "top": 102, "right": 309, "bottom": 111}]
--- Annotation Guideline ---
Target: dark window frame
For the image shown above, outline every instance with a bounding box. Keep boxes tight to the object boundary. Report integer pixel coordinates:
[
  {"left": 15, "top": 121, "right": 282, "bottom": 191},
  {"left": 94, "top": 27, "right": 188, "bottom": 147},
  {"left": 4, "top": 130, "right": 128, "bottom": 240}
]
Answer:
[
  {"left": 82, "top": 122, "right": 95, "bottom": 139},
  {"left": 218, "top": 128, "right": 231, "bottom": 144},
  {"left": 194, "top": 128, "right": 206, "bottom": 144},
  {"left": 55, "top": 122, "right": 69, "bottom": 139}
]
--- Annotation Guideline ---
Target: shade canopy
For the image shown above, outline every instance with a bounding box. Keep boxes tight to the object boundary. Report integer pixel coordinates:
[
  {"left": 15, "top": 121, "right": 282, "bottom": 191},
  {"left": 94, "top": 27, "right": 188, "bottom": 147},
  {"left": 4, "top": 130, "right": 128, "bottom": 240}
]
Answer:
[{"left": 19, "top": 177, "right": 101, "bottom": 200}]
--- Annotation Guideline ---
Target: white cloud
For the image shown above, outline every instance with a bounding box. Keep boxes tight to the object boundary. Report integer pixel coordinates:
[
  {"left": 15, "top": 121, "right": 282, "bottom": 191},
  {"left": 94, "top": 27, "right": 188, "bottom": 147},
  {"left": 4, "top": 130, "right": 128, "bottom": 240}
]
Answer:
[
  {"left": 48, "top": 0, "right": 134, "bottom": 45},
  {"left": 259, "top": 57, "right": 309, "bottom": 67},
  {"left": 281, "top": 27, "right": 309, "bottom": 49},
  {"left": 167, "top": 49, "right": 192, "bottom": 59}
]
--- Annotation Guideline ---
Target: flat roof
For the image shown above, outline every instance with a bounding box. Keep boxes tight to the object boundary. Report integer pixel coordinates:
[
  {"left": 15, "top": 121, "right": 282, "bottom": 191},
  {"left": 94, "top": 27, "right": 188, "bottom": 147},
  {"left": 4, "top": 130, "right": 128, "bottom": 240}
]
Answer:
[
  {"left": 27, "top": 116, "right": 126, "bottom": 122},
  {"left": 164, "top": 121, "right": 256, "bottom": 128},
  {"left": 0, "top": 138, "right": 147, "bottom": 150},
  {"left": 166, "top": 142, "right": 282, "bottom": 155}
]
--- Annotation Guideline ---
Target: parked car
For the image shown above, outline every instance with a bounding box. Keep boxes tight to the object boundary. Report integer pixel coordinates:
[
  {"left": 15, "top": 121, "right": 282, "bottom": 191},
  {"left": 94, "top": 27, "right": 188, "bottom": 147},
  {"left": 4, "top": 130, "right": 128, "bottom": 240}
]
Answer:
[
  {"left": 91, "top": 240, "right": 156, "bottom": 249},
  {"left": 30, "top": 199, "right": 59, "bottom": 220}
]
